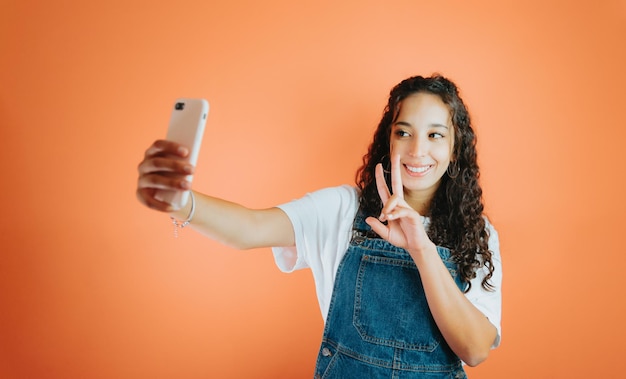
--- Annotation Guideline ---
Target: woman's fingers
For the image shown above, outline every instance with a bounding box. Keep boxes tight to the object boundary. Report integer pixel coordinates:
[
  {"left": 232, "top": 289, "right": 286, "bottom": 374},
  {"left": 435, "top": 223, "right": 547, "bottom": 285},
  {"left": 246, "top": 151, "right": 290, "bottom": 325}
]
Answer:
[
  {"left": 380, "top": 194, "right": 419, "bottom": 222},
  {"left": 390, "top": 153, "right": 404, "bottom": 200},
  {"left": 137, "top": 172, "right": 191, "bottom": 191},
  {"left": 136, "top": 188, "right": 176, "bottom": 212},
  {"left": 365, "top": 216, "right": 389, "bottom": 239},
  {"left": 144, "top": 139, "right": 189, "bottom": 159},
  {"left": 372, "top": 154, "right": 433, "bottom": 252},
  {"left": 375, "top": 163, "right": 391, "bottom": 204},
  {"left": 379, "top": 193, "right": 400, "bottom": 221},
  {"left": 382, "top": 204, "right": 415, "bottom": 221},
  {"left": 136, "top": 140, "right": 195, "bottom": 211},
  {"left": 376, "top": 155, "right": 408, "bottom": 221},
  {"left": 138, "top": 156, "right": 194, "bottom": 176},
  {"left": 138, "top": 140, "right": 195, "bottom": 187}
]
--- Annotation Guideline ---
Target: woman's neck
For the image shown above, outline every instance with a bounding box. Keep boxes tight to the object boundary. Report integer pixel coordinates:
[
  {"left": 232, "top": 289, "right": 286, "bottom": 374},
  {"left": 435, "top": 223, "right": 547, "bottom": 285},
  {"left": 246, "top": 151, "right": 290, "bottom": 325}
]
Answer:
[{"left": 404, "top": 190, "right": 434, "bottom": 216}]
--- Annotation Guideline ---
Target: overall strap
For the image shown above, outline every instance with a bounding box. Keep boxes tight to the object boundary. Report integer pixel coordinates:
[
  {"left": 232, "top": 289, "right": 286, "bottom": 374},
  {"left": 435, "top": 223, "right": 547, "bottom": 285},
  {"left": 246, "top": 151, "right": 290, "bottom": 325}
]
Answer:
[{"left": 350, "top": 206, "right": 381, "bottom": 242}]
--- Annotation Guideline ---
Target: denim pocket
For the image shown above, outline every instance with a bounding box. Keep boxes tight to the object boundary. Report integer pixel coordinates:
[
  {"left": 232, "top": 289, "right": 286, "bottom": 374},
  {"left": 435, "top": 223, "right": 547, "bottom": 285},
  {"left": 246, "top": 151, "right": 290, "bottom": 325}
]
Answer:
[{"left": 353, "top": 253, "right": 443, "bottom": 351}]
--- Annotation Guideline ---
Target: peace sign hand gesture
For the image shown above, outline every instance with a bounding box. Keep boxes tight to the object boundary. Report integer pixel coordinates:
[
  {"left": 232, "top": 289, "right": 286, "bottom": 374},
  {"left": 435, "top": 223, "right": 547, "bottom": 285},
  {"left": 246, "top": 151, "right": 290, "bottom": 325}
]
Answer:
[{"left": 365, "top": 154, "right": 436, "bottom": 256}]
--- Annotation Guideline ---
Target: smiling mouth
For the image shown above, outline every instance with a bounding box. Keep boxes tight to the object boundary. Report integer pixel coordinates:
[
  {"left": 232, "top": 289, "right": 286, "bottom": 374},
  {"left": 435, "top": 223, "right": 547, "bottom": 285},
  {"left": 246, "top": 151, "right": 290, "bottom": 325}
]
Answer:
[{"left": 404, "top": 164, "right": 432, "bottom": 174}]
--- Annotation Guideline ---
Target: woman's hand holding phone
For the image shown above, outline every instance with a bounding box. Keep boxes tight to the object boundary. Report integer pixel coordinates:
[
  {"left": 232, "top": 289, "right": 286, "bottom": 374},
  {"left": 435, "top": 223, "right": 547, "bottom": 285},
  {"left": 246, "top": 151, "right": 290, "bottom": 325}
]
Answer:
[
  {"left": 136, "top": 140, "right": 195, "bottom": 213},
  {"left": 136, "top": 98, "right": 209, "bottom": 213}
]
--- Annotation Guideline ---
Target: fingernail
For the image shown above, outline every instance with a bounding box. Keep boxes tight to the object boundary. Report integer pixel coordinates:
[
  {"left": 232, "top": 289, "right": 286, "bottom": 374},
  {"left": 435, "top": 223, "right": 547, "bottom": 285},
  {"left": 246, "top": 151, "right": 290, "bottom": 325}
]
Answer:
[
  {"left": 184, "top": 165, "right": 194, "bottom": 174},
  {"left": 178, "top": 146, "right": 189, "bottom": 156},
  {"left": 181, "top": 181, "right": 191, "bottom": 189}
]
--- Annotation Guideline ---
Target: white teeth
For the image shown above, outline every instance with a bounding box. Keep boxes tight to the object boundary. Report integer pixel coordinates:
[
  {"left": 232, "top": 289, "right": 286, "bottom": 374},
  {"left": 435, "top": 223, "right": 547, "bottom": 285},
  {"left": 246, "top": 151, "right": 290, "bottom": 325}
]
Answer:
[{"left": 406, "top": 165, "right": 429, "bottom": 173}]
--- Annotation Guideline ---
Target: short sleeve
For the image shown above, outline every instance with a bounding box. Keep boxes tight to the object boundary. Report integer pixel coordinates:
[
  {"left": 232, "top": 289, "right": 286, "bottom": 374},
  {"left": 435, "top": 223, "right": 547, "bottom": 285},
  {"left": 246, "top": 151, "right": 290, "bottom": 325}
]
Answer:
[
  {"left": 271, "top": 185, "right": 358, "bottom": 274},
  {"left": 271, "top": 185, "right": 359, "bottom": 321}
]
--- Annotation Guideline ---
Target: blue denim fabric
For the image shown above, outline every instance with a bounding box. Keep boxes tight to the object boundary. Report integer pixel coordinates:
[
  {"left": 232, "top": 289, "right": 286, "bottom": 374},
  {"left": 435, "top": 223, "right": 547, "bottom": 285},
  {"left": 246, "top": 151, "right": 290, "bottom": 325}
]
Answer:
[{"left": 314, "top": 210, "right": 467, "bottom": 379}]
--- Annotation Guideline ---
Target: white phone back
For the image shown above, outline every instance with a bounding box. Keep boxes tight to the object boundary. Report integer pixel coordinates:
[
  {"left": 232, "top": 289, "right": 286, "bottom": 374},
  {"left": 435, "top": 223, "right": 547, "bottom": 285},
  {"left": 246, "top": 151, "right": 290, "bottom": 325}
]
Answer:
[{"left": 156, "top": 98, "right": 209, "bottom": 208}]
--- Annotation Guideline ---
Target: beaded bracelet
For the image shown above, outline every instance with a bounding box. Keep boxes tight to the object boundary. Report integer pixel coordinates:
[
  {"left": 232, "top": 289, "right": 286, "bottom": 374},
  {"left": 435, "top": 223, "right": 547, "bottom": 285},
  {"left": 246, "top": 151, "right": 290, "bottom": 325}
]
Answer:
[{"left": 170, "top": 191, "right": 195, "bottom": 238}]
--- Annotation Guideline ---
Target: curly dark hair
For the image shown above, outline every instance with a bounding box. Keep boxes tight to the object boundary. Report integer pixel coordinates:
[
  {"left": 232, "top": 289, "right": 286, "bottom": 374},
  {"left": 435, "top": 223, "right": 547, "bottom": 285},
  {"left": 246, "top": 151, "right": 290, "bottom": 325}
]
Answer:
[{"left": 355, "top": 74, "right": 495, "bottom": 291}]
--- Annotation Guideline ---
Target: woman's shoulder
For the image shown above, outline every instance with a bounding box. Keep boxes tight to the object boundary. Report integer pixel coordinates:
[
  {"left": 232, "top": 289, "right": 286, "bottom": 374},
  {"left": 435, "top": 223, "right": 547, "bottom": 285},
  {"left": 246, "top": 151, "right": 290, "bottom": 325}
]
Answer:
[
  {"left": 278, "top": 185, "right": 359, "bottom": 221},
  {"left": 305, "top": 184, "right": 359, "bottom": 206}
]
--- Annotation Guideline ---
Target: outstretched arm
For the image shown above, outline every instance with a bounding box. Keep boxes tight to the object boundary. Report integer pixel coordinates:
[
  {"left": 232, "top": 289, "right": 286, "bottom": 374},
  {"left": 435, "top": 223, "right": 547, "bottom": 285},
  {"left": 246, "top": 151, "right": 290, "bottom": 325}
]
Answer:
[
  {"left": 365, "top": 154, "right": 497, "bottom": 366},
  {"left": 137, "top": 140, "right": 294, "bottom": 249}
]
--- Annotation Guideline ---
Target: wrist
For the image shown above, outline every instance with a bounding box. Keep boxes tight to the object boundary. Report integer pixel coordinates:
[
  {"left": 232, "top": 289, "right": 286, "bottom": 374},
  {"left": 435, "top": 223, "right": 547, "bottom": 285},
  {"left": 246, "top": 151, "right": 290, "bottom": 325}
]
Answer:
[
  {"left": 169, "top": 191, "right": 193, "bottom": 218},
  {"left": 169, "top": 191, "right": 196, "bottom": 238},
  {"left": 409, "top": 242, "right": 439, "bottom": 267}
]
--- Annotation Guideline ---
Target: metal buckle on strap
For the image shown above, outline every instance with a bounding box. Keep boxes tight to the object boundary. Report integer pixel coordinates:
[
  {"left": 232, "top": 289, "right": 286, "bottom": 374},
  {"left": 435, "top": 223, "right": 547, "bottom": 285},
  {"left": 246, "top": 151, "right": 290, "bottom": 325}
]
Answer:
[
  {"left": 350, "top": 230, "right": 367, "bottom": 244},
  {"left": 351, "top": 229, "right": 381, "bottom": 244}
]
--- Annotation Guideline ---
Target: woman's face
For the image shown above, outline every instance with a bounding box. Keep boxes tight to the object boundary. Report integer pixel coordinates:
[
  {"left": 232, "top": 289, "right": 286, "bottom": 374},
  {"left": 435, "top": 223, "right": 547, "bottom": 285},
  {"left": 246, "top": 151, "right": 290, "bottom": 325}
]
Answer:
[{"left": 389, "top": 92, "right": 455, "bottom": 204}]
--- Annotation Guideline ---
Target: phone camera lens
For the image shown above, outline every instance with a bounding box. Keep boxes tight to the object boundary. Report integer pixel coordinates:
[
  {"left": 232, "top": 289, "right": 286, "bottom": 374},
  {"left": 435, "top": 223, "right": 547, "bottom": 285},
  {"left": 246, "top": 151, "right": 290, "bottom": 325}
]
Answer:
[{"left": 175, "top": 102, "right": 185, "bottom": 110}]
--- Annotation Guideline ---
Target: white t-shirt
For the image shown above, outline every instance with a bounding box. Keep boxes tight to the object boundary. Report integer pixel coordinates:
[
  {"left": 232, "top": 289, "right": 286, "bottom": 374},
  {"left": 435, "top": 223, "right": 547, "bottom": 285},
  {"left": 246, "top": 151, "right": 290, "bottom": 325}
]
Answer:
[{"left": 272, "top": 185, "right": 502, "bottom": 347}]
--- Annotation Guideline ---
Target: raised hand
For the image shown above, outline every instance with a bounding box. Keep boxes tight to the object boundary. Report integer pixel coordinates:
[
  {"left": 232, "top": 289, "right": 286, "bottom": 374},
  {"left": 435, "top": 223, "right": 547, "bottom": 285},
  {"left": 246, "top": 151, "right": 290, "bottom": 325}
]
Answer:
[
  {"left": 365, "top": 154, "right": 435, "bottom": 255},
  {"left": 136, "top": 140, "right": 195, "bottom": 212}
]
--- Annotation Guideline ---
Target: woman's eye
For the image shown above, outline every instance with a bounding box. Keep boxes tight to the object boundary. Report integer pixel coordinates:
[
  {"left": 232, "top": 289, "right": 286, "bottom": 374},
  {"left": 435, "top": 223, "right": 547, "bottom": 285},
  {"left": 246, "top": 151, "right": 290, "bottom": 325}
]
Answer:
[
  {"left": 395, "top": 130, "right": 410, "bottom": 137},
  {"left": 430, "top": 132, "right": 444, "bottom": 139}
]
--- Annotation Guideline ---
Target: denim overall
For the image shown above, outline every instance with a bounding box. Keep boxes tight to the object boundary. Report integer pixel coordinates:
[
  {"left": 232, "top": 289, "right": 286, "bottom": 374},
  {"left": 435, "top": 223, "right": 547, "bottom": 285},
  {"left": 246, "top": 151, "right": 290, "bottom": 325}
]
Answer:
[{"left": 313, "top": 209, "right": 467, "bottom": 379}]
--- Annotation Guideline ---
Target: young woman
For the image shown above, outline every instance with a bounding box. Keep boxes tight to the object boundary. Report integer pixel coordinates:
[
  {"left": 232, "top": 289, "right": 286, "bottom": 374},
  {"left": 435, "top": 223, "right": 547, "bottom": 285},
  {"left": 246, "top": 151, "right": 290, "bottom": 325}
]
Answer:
[{"left": 137, "top": 74, "right": 502, "bottom": 378}]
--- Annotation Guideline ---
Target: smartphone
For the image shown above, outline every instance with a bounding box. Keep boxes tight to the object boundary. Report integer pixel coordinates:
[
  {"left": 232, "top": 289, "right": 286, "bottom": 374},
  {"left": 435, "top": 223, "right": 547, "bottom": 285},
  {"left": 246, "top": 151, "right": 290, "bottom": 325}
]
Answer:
[{"left": 155, "top": 98, "right": 209, "bottom": 208}]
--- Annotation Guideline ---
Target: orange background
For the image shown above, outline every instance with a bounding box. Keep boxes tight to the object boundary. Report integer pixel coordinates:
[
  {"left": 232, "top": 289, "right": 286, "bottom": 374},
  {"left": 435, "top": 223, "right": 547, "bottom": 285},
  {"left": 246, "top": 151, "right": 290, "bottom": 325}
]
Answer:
[{"left": 1, "top": 1, "right": 625, "bottom": 378}]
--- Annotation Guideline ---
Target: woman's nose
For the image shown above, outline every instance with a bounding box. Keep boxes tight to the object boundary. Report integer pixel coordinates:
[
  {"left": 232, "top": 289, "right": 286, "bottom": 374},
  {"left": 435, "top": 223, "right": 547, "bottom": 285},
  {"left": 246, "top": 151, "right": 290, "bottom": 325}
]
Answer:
[{"left": 409, "top": 137, "right": 427, "bottom": 157}]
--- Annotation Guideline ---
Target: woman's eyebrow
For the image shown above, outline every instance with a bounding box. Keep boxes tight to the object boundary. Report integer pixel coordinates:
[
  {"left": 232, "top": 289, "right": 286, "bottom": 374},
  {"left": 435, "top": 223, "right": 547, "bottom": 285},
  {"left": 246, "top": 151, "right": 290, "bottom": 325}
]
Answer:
[
  {"left": 393, "top": 121, "right": 412, "bottom": 127},
  {"left": 393, "top": 121, "right": 449, "bottom": 129}
]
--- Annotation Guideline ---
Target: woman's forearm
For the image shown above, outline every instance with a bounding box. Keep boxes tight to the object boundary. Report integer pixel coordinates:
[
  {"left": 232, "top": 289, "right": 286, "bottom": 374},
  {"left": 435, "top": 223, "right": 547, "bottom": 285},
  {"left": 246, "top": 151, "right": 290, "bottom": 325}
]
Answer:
[
  {"left": 411, "top": 245, "right": 497, "bottom": 366},
  {"left": 171, "top": 190, "right": 295, "bottom": 250}
]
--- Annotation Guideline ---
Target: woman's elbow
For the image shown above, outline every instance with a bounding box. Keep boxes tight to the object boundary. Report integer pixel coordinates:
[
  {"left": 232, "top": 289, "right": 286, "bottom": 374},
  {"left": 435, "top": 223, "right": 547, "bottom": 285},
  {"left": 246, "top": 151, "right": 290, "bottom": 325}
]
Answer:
[
  {"left": 460, "top": 346, "right": 490, "bottom": 367},
  {"left": 458, "top": 322, "right": 498, "bottom": 367}
]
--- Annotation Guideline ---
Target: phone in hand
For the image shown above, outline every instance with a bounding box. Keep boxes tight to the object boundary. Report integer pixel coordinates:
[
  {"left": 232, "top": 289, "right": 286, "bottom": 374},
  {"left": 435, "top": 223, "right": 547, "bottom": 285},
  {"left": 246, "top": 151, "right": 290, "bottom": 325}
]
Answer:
[{"left": 155, "top": 98, "right": 209, "bottom": 208}]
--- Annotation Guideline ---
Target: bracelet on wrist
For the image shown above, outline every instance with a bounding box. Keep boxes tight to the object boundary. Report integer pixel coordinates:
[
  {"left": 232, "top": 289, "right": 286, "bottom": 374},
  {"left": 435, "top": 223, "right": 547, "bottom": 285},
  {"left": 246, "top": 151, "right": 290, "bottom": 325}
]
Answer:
[{"left": 170, "top": 191, "right": 195, "bottom": 238}]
